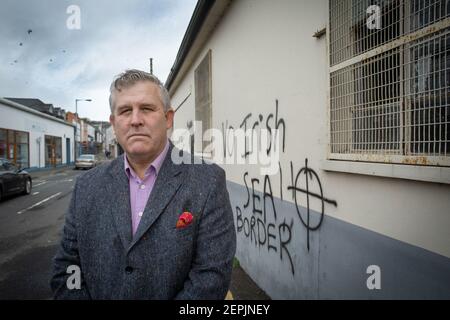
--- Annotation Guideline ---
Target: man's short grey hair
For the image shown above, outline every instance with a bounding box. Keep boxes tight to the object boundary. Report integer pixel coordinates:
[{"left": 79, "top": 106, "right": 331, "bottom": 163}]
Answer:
[{"left": 109, "top": 69, "right": 171, "bottom": 114}]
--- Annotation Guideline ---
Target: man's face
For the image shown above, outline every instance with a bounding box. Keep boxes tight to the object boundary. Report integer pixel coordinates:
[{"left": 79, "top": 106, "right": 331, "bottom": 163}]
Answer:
[{"left": 110, "top": 81, "right": 174, "bottom": 162}]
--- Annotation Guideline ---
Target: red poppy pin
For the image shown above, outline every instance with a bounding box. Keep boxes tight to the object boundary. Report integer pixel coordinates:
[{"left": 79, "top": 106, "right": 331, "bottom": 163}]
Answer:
[{"left": 176, "top": 211, "right": 194, "bottom": 229}]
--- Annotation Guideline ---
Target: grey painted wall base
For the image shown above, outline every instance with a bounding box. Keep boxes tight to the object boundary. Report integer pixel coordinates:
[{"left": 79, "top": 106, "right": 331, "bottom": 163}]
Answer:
[{"left": 227, "top": 180, "right": 450, "bottom": 299}]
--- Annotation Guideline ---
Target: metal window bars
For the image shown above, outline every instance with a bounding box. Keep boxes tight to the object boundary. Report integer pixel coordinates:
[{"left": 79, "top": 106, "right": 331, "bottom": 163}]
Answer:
[{"left": 329, "top": 0, "right": 450, "bottom": 166}]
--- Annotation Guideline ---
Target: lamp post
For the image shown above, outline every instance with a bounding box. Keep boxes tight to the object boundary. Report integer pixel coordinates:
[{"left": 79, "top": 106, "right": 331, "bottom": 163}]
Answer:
[{"left": 75, "top": 98, "right": 92, "bottom": 161}]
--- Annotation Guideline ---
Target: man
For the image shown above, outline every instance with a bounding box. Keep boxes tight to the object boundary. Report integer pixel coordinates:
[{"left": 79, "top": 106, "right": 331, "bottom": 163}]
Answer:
[{"left": 51, "top": 69, "right": 236, "bottom": 299}]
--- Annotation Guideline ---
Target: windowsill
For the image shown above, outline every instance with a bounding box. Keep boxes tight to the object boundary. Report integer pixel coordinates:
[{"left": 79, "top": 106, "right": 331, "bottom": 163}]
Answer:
[{"left": 321, "top": 159, "right": 450, "bottom": 185}]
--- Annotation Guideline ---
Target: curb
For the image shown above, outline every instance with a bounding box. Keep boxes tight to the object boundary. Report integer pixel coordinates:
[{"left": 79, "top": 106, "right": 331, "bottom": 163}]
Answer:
[{"left": 29, "top": 166, "right": 75, "bottom": 179}]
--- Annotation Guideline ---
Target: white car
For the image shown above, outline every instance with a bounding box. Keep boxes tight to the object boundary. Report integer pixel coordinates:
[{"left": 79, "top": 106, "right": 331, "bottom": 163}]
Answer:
[{"left": 75, "top": 154, "right": 98, "bottom": 170}]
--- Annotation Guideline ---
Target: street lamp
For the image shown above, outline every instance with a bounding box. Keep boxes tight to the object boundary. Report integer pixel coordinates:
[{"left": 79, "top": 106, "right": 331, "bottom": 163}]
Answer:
[{"left": 75, "top": 98, "right": 92, "bottom": 161}]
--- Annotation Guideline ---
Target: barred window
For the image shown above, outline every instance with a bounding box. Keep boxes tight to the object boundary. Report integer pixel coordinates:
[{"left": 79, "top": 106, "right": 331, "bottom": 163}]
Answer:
[{"left": 329, "top": 0, "right": 450, "bottom": 166}]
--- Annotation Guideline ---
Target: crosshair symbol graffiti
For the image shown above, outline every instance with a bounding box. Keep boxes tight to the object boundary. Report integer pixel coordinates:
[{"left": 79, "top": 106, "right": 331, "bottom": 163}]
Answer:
[{"left": 288, "top": 158, "right": 337, "bottom": 251}]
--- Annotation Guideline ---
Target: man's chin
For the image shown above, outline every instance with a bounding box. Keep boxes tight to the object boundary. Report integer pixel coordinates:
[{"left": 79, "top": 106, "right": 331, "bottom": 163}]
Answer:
[{"left": 126, "top": 147, "right": 156, "bottom": 160}]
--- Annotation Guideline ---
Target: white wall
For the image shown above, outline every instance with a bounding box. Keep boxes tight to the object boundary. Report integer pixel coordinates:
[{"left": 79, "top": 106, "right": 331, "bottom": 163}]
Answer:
[
  {"left": 105, "top": 125, "right": 117, "bottom": 156},
  {"left": 169, "top": 0, "right": 450, "bottom": 261},
  {"left": 0, "top": 101, "right": 75, "bottom": 168},
  {"left": 87, "top": 124, "right": 95, "bottom": 141}
]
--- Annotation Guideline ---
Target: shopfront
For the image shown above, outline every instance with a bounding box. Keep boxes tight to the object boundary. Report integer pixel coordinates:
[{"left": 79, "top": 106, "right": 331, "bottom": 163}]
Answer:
[
  {"left": 0, "top": 128, "right": 29, "bottom": 169},
  {"left": 0, "top": 98, "right": 75, "bottom": 169},
  {"left": 45, "top": 135, "right": 62, "bottom": 167}
]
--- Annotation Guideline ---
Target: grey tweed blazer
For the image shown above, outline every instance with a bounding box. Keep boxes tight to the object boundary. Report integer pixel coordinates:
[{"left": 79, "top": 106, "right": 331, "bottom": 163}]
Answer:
[{"left": 50, "top": 142, "right": 236, "bottom": 299}]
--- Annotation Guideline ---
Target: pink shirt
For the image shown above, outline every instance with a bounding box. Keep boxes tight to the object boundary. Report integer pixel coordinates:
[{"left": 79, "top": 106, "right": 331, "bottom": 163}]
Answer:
[{"left": 124, "top": 139, "right": 170, "bottom": 236}]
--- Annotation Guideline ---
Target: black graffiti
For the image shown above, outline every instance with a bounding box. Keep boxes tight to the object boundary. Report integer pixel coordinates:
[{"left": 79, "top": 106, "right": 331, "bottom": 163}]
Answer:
[
  {"left": 229, "top": 97, "right": 338, "bottom": 276},
  {"left": 279, "top": 219, "right": 294, "bottom": 275},
  {"left": 236, "top": 205, "right": 293, "bottom": 273},
  {"left": 221, "top": 120, "right": 236, "bottom": 158},
  {"left": 238, "top": 165, "right": 293, "bottom": 274},
  {"left": 263, "top": 174, "right": 277, "bottom": 222},
  {"left": 243, "top": 172, "right": 250, "bottom": 209},
  {"left": 221, "top": 99, "right": 286, "bottom": 159},
  {"left": 267, "top": 223, "right": 277, "bottom": 253},
  {"left": 239, "top": 113, "right": 252, "bottom": 158},
  {"left": 287, "top": 158, "right": 338, "bottom": 251},
  {"left": 279, "top": 161, "right": 283, "bottom": 201},
  {"left": 251, "top": 178, "right": 262, "bottom": 215},
  {"left": 266, "top": 99, "right": 285, "bottom": 155},
  {"left": 237, "top": 158, "right": 338, "bottom": 274}
]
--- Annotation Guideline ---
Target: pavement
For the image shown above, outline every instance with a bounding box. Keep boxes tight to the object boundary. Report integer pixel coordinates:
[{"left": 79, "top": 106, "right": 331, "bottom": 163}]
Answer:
[
  {"left": 28, "top": 154, "right": 109, "bottom": 179},
  {"left": 228, "top": 260, "right": 271, "bottom": 300},
  {"left": 0, "top": 163, "right": 271, "bottom": 300},
  {"left": 29, "top": 165, "right": 76, "bottom": 179}
]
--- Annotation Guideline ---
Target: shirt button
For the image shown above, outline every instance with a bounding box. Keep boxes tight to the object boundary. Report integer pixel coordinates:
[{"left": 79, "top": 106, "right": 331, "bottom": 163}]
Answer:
[
  {"left": 138, "top": 211, "right": 143, "bottom": 217},
  {"left": 140, "top": 184, "right": 145, "bottom": 190}
]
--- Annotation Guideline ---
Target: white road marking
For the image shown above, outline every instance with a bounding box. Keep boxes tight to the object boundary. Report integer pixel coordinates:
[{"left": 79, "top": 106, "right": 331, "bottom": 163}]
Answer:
[
  {"left": 32, "top": 192, "right": 40, "bottom": 195},
  {"left": 17, "top": 192, "right": 62, "bottom": 214},
  {"left": 33, "top": 178, "right": 74, "bottom": 187}
]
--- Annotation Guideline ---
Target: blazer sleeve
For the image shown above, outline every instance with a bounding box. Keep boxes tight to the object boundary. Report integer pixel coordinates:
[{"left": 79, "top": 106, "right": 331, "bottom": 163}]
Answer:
[
  {"left": 50, "top": 177, "right": 91, "bottom": 299},
  {"left": 175, "top": 167, "right": 237, "bottom": 300}
]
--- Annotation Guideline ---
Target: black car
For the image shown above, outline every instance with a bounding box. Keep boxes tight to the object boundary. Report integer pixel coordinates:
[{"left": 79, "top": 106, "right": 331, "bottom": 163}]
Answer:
[{"left": 0, "top": 158, "right": 32, "bottom": 201}]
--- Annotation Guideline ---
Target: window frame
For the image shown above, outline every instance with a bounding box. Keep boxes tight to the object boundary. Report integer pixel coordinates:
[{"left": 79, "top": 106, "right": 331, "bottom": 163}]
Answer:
[
  {"left": 327, "top": 0, "right": 450, "bottom": 167},
  {"left": 0, "top": 127, "right": 30, "bottom": 169},
  {"left": 325, "top": 0, "right": 450, "bottom": 184},
  {"left": 194, "top": 49, "right": 213, "bottom": 158}
]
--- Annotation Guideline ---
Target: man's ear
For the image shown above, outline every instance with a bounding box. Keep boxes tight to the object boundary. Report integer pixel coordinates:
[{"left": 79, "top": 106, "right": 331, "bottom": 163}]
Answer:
[
  {"left": 165, "top": 108, "right": 175, "bottom": 129},
  {"left": 109, "top": 114, "right": 115, "bottom": 126}
]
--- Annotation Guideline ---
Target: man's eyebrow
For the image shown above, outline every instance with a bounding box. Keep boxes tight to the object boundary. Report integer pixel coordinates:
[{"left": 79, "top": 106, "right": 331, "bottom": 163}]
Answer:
[
  {"left": 116, "top": 103, "right": 159, "bottom": 111},
  {"left": 117, "top": 104, "right": 131, "bottom": 111}
]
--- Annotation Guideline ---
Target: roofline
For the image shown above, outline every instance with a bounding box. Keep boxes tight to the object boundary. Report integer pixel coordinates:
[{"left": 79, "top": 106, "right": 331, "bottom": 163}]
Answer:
[
  {"left": 0, "top": 97, "right": 75, "bottom": 128},
  {"left": 165, "top": 0, "right": 216, "bottom": 91}
]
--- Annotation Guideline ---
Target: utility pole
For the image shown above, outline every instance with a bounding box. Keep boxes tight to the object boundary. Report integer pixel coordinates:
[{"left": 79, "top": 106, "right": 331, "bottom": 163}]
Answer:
[{"left": 149, "top": 58, "right": 153, "bottom": 75}]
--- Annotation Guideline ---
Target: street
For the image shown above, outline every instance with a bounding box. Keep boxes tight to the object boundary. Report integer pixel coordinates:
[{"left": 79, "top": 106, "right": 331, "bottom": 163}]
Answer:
[{"left": 0, "top": 167, "right": 82, "bottom": 299}]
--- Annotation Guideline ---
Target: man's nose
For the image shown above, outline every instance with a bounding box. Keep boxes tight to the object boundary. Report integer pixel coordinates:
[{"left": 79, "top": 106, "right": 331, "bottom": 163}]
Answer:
[{"left": 130, "top": 110, "right": 143, "bottom": 127}]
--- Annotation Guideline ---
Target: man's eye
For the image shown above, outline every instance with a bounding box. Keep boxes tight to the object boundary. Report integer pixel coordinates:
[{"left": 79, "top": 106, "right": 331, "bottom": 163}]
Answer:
[{"left": 120, "top": 109, "right": 131, "bottom": 114}]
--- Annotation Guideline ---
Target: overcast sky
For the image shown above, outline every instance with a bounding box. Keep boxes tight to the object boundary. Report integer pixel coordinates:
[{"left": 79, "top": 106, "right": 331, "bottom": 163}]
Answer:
[{"left": 0, "top": 0, "right": 197, "bottom": 121}]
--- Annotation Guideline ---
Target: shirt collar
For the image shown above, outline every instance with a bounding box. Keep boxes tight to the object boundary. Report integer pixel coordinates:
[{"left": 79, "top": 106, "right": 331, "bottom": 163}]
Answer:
[{"left": 124, "top": 138, "right": 170, "bottom": 180}]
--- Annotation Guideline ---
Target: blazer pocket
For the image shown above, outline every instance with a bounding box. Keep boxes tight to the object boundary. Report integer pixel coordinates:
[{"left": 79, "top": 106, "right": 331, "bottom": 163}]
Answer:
[{"left": 174, "top": 223, "right": 195, "bottom": 237}]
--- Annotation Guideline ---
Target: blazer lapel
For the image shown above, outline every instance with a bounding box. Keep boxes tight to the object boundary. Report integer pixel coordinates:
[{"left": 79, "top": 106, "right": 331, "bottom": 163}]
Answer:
[
  {"left": 105, "top": 155, "right": 133, "bottom": 250},
  {"left": 129, "top": 143, "right": 185, "bottom": 251}
]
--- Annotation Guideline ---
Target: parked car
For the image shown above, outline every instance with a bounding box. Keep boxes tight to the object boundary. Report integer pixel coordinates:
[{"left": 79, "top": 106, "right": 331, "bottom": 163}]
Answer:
[
  {"left": 0, "top": 158, "right": 32, "bottom": 202},
  {"left": 75, "top": 154, "right": 98, "bottom": 170}
]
